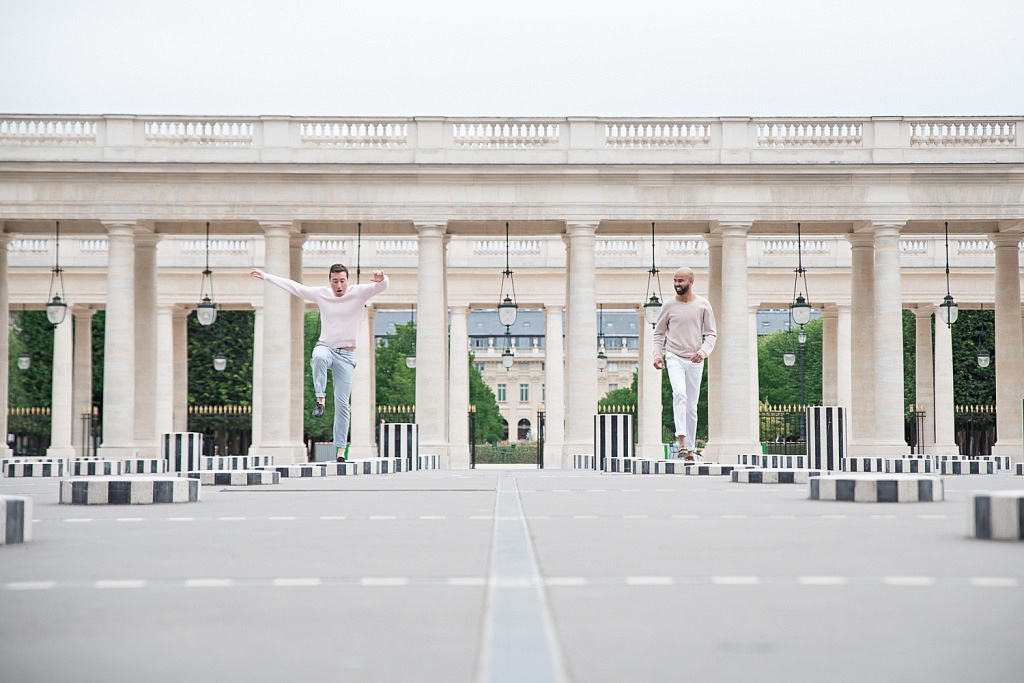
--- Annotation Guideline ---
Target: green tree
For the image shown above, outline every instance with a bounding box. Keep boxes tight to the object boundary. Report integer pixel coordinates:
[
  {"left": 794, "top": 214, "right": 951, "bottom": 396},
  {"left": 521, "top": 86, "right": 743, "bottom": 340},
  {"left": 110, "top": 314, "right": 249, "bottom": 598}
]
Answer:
[
  {"left": 187, "top": 310, "right": 255, "bottom": 406},
  {"left": 600, "top": 371, "right": 638, "bottom": 410},
  {"left": 903, "top": 308, "right": 996, "bottom": 409},
  {"left": 469, "top": 357, "right": 503, "bottom": 444},
  {"left": 756, "top": 319, "right": 823, "bottom": 406},
  {"left": 8, "top": 310, "right": 54, "bottom": 408}
]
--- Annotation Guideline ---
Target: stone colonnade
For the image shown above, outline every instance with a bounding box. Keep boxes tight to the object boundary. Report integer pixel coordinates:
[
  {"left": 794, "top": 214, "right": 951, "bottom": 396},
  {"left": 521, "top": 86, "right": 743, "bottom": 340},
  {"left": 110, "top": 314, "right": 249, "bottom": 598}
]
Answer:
[{"left": 2, "top": 220, "right": 1023, "bottom": 465}]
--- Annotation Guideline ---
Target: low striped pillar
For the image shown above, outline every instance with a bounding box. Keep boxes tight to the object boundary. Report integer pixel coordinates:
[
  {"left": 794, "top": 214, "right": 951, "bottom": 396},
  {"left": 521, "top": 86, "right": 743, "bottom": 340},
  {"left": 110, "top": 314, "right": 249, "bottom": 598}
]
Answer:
[
  {"left": 59, "top": 478, "right": 200, "bottom": 505},
  {"left": 122, "top": 458, "right": 167, "bottom": 474},
  {"left": 806, "top": 406, "right": 847, "bottom": 471},
  {"left": 4, "top": 461, "right": 66, "bottom": 478},
  {"left": 572, "top": 454, "right": 596, "bottom": 470},
  {"left": 162, "top": 433, "right": 204, "bottom": 473},
  {"left": 379, "top": 423, "right": 418, "bottom": 470},
  {"left": 1, "top": 496, "right": 32, "bottom": 544},
  {"left": 968, "top": 490, "right": 1024, "bottom": 541},
  {"left": 594, "top": 414, "right": 634, "bottom": 471}
]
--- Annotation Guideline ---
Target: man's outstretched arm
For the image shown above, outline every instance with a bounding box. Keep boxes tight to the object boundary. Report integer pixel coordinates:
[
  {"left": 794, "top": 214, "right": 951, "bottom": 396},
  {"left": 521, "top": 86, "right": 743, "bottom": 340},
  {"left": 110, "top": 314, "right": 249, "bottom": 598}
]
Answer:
[{"left": 250, "top": 268, "right": 319, "bottom": 301}]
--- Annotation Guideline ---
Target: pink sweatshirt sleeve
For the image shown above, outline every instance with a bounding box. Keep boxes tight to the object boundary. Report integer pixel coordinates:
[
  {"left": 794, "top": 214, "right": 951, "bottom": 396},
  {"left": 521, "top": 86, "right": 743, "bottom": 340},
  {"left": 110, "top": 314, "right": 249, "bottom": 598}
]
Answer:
[{"left": 262, "top": 272, "right": 321, "bottom": 302}]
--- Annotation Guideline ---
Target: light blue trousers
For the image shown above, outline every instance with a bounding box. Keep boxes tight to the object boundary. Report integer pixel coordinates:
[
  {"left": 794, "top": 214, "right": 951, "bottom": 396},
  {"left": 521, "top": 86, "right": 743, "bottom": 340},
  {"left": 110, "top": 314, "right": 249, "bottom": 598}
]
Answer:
[{"left": 311, "top": 343, "right": 356, "bottom": 449}]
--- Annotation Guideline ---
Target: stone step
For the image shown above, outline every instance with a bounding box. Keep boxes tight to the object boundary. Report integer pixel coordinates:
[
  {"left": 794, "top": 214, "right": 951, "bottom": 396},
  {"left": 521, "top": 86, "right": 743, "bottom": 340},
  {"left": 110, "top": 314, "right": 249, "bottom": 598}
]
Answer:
[
  {"left": 59, "top": 477, "right": 200, "bottom": 505},
  {"left": 968, "top": 490, "right": 1024, "bottom": 541},
  {"left": 1, "top": 496, "right": 32, "bottom": 544},
  {"left": 809, "top": 474, "right": 943, "bottom": 503},
  {"left": 732, "top": 468, "right": 822, "bottom": 484},
  {"left": 187, "top": 470, "right": 280, "bottom": 486}
]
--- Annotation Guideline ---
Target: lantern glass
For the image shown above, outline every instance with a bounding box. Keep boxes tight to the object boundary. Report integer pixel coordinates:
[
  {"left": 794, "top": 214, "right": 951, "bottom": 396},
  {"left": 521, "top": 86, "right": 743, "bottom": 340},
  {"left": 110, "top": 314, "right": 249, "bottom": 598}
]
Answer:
[
  {"left": 17, "top": 351, "right": 31, "bottom": 371},
  {"left": 976, "top": 349, "right": 990, "bottom": 368},
  {"left": 643, "top": 296, "right": 662, "bottom": 326},
  {"left": 197, "top": 300, "right": 217, "bottom": 326},
  {"left": 937, "top": 296, "right": 958, "bottom": 325},
  {"left": 46, "top": 298, "right": 67, "bottom": 325},
  {"left": 405, "top": 355, "right": 417, "bottom": 369},
  {"left": 783, "top": 350, "right": 796, "bottom": 367},
  {"left": 213, "top": 354, "right": 227, "bottom": 372}
]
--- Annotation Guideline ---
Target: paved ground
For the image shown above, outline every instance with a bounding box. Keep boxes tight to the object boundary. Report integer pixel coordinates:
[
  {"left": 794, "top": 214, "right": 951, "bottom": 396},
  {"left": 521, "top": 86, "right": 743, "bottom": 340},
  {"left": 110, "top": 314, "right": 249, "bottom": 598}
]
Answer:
[{"left": 1, "top": 466, "right": 1023, "bottom": 683}]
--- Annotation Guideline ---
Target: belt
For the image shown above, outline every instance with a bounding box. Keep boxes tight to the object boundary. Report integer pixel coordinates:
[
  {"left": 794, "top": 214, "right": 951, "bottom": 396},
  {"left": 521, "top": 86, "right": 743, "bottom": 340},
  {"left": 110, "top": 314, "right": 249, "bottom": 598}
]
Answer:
[{"left": 334, "top": 346, "right": 356, "bottom": 351}]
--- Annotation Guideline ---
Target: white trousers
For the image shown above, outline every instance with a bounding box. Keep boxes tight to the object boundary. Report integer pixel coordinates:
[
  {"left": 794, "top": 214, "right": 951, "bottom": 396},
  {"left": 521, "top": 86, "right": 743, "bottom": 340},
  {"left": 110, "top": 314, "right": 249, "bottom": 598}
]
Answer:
[{"left": 665, "top": 351, "right": 704, "bottom": 450}]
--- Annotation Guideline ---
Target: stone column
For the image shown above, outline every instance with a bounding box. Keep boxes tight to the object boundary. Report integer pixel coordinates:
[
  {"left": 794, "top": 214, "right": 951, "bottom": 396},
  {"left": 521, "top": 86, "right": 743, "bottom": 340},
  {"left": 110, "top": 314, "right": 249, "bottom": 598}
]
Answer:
[
  {"left": 712, "top": 222, "right": 760, "bottom": 460},
  {"left": 932, "top": 307, "right": 959, "bottom": 455},
  {"left": 637, "top": 307, "right": 662, "bottom": 459},
  {"left": 172, "top": 308, "right": 189, "bottom": 432},
  {"left": 836, "top": 304, "right": 853, "bottom": 409},
  {"left": 414, "top": 222, "right": 449, "bottom": 458},
  {"left": 991, "top": 230, "right": 1024, "bottom": 460},
  {"left": 703, "top": 233, "right": 723, "bottom": 457},
  {"left": 154, "top": 306, "right": 175, "bottom": 436},
  {"left": 543, "top": 305, "right": 566, "bottom": 467},
  {"left": 133, "top": 231, "right": 159, "bottom": 457},
  {"left": 912, "top": 306, "right": 936, "bottom": 451},
  {"left": 820, "top": 306, "right": 839, "bottom": 406},
  {"left": 0, "top": 233, "right": 10, "bottom": 458},
  {"left": 348, "top": 305, "right": 376, "bottom": 460},
  {"left": 98, "top": 222, "right": 136, "bottom": 458},
  {"left": 250, "top": 306, "right": 263, "bottom": 447},
  {"left": 448, "top": 304, "right": 470, "bottom": 468},
  {"left": 872, "top": 222, "right": 908, "bottom": 455},
  {"left": 847, "top": 231, "right": 875, "bottom": 455},
  {"left": 564, "top": 221, "right": 599, "bottom": 457},
  {"left": 290, "top": 233, "right": 307, "bottom": 452},
  {"left": 47, "top": 310, "right": 75, "bottom": 458},
  {"left": 72, "top": 307, "right": 96, "bottom": 456},
  {"left": 251, "top": 222, "right": 304, "bottom": 463},
  {"left": 749, "top": 304, "right": 761, "bottom": 453}
]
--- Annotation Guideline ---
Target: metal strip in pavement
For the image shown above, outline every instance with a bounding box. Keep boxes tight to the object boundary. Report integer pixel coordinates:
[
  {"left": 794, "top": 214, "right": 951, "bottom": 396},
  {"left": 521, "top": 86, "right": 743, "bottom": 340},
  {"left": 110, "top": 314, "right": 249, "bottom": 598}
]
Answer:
[{"left": 477, "top": 475, "right": 569, "bottom": 683}]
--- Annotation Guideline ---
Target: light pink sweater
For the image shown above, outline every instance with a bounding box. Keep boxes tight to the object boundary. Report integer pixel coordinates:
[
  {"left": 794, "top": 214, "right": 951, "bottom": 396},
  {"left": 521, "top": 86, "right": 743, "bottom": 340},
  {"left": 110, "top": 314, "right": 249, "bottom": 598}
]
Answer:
[
  {"left": 263, "top": 273, "right": 388, "bottom": 349},
  {"left": 652, "top": 295, "right": 717, "bottom": 359}
]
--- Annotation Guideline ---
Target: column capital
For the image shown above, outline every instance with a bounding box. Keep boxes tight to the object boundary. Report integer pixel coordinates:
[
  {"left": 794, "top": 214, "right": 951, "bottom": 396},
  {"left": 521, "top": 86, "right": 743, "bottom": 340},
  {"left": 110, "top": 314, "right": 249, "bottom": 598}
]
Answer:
[
  {"left": 703, "top": 232, "right": 722, "bottom": 247},
  {"left": 71, "top": 305, "right": 98, "bottom": 319},
  {"left": 565, "top": 221, "right": 599, "bottom": 235},
  {"left": 414, "top": 221, "right": 447, "bottom": 238},
  {"left": 449, "top": 303, "right": 469, "bottom": 315},
  {"left": 134, "top": 230, "right": 161, "bottom": 249},
  {"left": 102, "top": 221, "right": 138, "bottom": 237},
  {"left": 870, "top": 220, "right": 906, "bottom": 236},
  {"left": 259, "top": 220, "right": 297, "bottom": 236},
  {"left": 910, "top": 303, "right": 936, "bottom": 317},
  {"left": 846, "top": 231, "right": 875, "bottom": 248},
  {"left": 990, "top": 230, "right": 1023, "bottom": 247}
]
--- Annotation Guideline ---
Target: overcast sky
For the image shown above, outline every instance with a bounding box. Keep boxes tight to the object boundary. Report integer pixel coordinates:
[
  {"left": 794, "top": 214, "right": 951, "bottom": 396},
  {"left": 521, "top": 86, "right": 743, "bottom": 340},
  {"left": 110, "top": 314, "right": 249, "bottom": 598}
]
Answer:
[{"left": 2, "top": 0, "right": 1022, "bottom": 118}]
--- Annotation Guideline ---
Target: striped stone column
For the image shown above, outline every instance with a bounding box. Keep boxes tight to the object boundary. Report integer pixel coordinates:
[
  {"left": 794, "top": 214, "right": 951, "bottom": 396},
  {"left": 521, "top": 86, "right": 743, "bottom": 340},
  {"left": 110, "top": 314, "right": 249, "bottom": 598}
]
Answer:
[
  {"left": 564, "top": 222, "right": 599, "bottom": 457},
  {"left": 638, "top": 306, "right": 662, "bottom": 459},
  {"left": 47, "top": 306, "right": 75, "bottom": 458},
  {"left": 0, "top": 234, "right": 10, "bottom": 458},
  {"left": 98, "top": 222, "right": 136, "bottom": 458},
  {"left": 414, "top": 221, "right": 449, "bottom": 458},
  {"left": 448, "top": 305, "right": 470, "bottom": 468},
  {"left": 913, "top": 306, "right": 936, "bottom": 451},
  {"left": 133, "top": 230, "right": 159, "bottom": 457},
  {"left": 544, "top": 304, "right": 566, "bottom": 466},
  {"left": 713, "top": 222, "right": 760, "bottom": 459},
  {"left": 72, "top": 307, "right": 95, "bottom": 456},
  {"left": 991, "top": 229, "right": 1024, "bottom": 461},
  {"left": 932, "top": 307, "right": 958, "bottom": 455},
  {"left": 872, "top": 222, "right": 908, "bottom": 455},
  {"left": 847, "top": 231, "right": 875, "bottom": 455}
]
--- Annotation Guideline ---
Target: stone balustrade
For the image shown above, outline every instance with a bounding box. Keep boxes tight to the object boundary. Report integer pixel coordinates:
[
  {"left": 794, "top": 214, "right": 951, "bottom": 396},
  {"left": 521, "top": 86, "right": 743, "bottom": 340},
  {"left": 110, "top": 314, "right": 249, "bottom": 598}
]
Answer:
[{"left": 2, "top": 116, "right": 1019, "bottom": 163}]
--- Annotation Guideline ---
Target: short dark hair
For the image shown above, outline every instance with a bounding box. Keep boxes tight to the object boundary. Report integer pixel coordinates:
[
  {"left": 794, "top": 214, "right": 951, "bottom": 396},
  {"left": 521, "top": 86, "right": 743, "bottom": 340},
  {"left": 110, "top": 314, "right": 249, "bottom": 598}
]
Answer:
[{"left": 328, "top": 264, "right": 349, "bottom": 278}]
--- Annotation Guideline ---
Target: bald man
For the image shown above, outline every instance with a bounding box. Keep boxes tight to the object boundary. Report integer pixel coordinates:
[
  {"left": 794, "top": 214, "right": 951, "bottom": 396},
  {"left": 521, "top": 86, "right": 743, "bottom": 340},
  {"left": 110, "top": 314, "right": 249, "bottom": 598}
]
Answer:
[{"left": 652, "top": 267, "right": 717, "bottom": 461}]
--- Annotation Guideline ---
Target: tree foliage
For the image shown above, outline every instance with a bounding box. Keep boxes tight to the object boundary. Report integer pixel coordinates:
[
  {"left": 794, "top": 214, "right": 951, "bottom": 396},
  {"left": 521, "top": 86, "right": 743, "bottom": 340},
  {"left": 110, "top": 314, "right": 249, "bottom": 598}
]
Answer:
[
  {"left": 757, "top": 319, "right": 823, "bottom": 406},
  {"left": 187, "top": 310, "right": 254, "bottom": 406},
  {"left": 8, "top": 310, "right": 54, "bottom": 407}
]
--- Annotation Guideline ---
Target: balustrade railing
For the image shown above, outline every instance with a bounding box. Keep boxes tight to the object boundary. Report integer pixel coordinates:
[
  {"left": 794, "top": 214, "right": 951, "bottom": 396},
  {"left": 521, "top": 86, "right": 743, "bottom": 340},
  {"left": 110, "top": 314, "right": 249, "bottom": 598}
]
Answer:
[
  {"left": 756, "top": 120, "right": 863, "bottom": 148},
  {"left": 300, "top": 120, "right": 408, "bottom": 148},
  {"left": 909, "top": 120, "right": 1015, "bottom": 147},
  {"left": 604, "top": 121, "right": 712, "bottom": 148},
  {"left": 451, "top": 121, "right": 560, "bottom": 148},
  {"left": 761, "top": 239, "right": 833, "bottom": 255},
  {"left": 0, "top": 117, "right": 97, "bottom": 145},
  {"left": 144, "top": 119, "right": 254, "bottom": 147},
  {"left": 472, "top": 240, "right": 542, "bottom": 255}
]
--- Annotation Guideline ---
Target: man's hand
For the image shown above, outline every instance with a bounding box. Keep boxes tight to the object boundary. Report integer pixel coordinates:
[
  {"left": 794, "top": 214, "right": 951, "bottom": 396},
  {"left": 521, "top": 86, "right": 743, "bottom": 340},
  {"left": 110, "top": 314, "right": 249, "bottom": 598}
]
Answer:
[
  {"left": 653, "top": 356, "right": 665, "bottom": 370},
  {"left": 689, "top": 351, "right": 705, "bottom": 363},
  {"left": 250, "top": 268, "right": 265, "bottom": 280},
  {"left": 371, "top": 270, "right": 385, "bottom": 283}
]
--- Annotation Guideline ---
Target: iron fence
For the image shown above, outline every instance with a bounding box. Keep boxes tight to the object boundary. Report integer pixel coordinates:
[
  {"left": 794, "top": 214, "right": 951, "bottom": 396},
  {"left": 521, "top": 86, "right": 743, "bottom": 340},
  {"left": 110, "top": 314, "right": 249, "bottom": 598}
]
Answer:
[
  {"left": 6, "top": 406, "right": 50, "bottom": 457},
  {"left": 187, "top": 405, "right": 252, "bottom": 456},
  {"left": 955, "top": 404, "right": 996, "bottom": 457},
  {"left": 760, "top": 404, "right": 807, "bottom": 455}
]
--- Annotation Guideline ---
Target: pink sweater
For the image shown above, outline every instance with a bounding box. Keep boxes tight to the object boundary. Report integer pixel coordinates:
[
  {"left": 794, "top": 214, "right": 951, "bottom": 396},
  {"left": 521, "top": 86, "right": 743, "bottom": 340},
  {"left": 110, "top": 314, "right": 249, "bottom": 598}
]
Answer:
[
  {"left": 652, "top": 295, "right": 717, "bottom": 359},
  {"left": 263, "top": 273, "right": 388, "bottom": 349}
]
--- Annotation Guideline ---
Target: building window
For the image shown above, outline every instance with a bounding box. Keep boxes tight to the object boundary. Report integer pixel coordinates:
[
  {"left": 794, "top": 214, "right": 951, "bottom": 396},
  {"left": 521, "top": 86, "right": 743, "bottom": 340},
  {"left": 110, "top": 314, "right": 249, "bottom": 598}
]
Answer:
[
  {"left": 502, "top": 419, "right": 509, "bottom": 441},
  {"left": 518, "top": 418, "right": 531, "bottom": 441},
  {"left": 607, "top": 362, "right": 619, "bottom": 372},
  {"left": 473, "top": 362, "right": 485, "bottom": 372},
  {"left": 497, "top": 384, "right": 506, "bottom": 402},
  {"left": 519, "top": 384, "right": 529, "bottom": 402},
  {"left": 519, "top": 362, "right": 530, "bottom": 372},
  {"left": 472, "top": 338, "right": 489, "bottom": 348},
  {"left": 542, "top": 383, "right": 545, "bottom": 401},
  {"left": 609, "top": 384, "right": 618, "bottom": 392}
]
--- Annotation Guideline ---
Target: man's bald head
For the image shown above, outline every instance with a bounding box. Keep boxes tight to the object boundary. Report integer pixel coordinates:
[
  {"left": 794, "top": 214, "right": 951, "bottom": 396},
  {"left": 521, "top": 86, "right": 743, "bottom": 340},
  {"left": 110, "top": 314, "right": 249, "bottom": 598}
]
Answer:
[{"left": 672, "top": 267, "right": 695, "bottom": 299}]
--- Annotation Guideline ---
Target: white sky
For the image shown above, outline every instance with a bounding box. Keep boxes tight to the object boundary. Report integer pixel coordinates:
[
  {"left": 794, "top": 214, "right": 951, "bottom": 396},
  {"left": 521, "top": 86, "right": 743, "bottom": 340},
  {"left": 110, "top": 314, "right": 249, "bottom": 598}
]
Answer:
[{"left": 2, "top": 0, "right": 1022, "bottom": 118}]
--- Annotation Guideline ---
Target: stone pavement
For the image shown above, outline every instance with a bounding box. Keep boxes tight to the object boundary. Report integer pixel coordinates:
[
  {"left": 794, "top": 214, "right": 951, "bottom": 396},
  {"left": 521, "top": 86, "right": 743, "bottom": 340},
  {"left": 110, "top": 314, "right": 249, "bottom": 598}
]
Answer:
[{"left": 1, "top": 467, "right": 1022, "bottom": 683}]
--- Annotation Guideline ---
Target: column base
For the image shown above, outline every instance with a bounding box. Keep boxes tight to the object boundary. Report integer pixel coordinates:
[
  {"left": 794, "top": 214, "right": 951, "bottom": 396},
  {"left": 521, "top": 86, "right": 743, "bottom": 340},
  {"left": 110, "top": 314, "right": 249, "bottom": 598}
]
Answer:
[
  {"left": 346, "top": 444, "right": 376, "bottom": 460},
  {"left": 991, "top": 440, "right": 1024, "bottom": 464},
  {"left": 847, "top": 440, "right": 912, "bottom": 458},
  {"left": 248, "top": 444, "right": 307, "bottom": 465},
  {"left": 0, "top": 445, "right": 13, "bottom": 459},
  {"left": 46, "top": 446, "right": 77, "bottom": 459},
  {"left": 930, "top": 442, "right": 962, "bottom": 457},
  {"left": 702, "top": 440, "right": 761, "bottom": 464},
  {"left": 636, "top": 443, "right": 664, "bottom": 460},
  {"left": 133, "top": 440, "right": 159, "bottom": 458},
  {"left": 97, "top": 444, "right": 139, "bottom": 459},
  {"left": 448, "top": 446, "right": 471, "bottom": 469}
]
